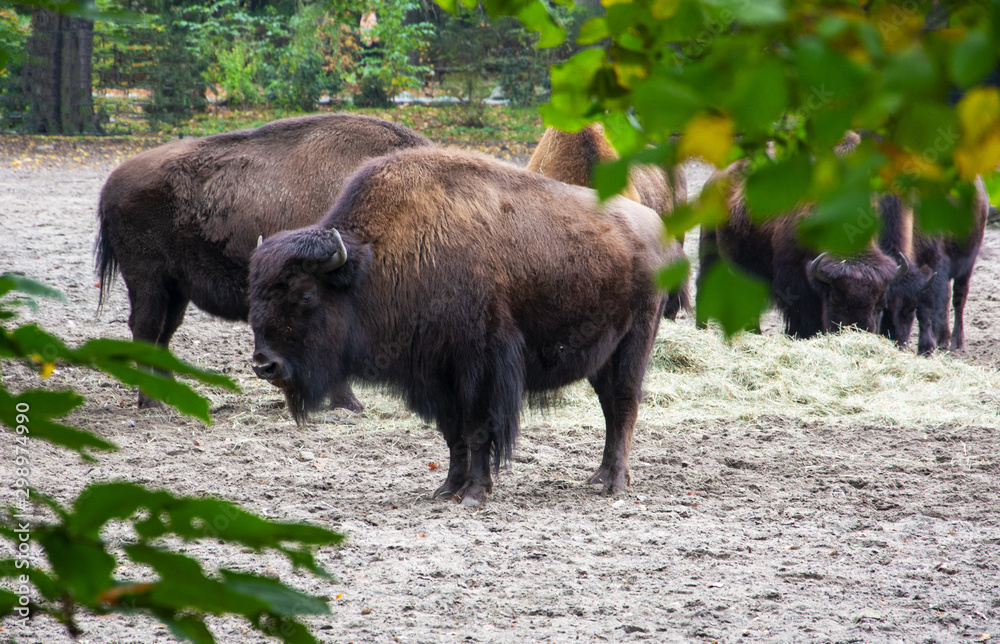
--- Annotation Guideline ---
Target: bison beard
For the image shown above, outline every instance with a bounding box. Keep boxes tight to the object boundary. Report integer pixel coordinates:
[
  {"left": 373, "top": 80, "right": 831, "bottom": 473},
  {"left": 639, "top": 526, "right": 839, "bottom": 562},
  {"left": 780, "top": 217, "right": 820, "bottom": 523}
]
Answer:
[{"left": 249, "top": 148, "right": 675, "bottom": 505}]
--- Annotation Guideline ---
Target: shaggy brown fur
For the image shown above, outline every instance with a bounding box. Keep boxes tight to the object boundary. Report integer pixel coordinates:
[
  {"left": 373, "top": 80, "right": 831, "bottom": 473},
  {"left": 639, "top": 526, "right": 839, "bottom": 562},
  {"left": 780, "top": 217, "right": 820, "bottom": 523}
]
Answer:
[
  {"left": 527, "top": 124, "right": 690, "bottom": 318},
  {"left": 250, "top": 147, "right": 679, "bottom": 505},
  {"left": 96, "top": 113, "right": 431, "bottom": 409},
  {"left": 699, "top": 160, "right": 902, "bottom": 337}
]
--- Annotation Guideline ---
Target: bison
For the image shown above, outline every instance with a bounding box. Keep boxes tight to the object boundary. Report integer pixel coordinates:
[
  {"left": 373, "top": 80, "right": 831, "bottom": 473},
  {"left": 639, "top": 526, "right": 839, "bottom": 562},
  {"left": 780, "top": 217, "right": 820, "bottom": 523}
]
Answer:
[
  {"left": 527, "top": 124, "right": 691, "bottom": 319},
  {"left": 249, "top": 147, "right": 678, "bottom": 505},
  {"left": 96, "top": 113, "right": 431, "bottom": 410},
  {"left": 880, "top": 176, "right": 989, "bottom": 353},
  {"left": 698, "top": 158, "right": 905, "bottom": 337},
  {"left": 877, "top": 194, "right": 941, "bottom": 354}
]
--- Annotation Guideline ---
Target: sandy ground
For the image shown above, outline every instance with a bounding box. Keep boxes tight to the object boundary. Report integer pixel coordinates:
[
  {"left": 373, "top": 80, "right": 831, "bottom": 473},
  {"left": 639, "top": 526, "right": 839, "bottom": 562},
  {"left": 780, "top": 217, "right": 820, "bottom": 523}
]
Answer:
[{"left": 1, "top": 142, "right": 998, "bottom": 644}]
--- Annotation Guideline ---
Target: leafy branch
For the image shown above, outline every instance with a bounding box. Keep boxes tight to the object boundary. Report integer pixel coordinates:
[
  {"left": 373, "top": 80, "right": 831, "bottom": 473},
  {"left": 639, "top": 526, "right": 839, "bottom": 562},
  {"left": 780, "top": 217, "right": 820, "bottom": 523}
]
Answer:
[{"left": 0, "top": 274, "right": 343, "bottom": 643}]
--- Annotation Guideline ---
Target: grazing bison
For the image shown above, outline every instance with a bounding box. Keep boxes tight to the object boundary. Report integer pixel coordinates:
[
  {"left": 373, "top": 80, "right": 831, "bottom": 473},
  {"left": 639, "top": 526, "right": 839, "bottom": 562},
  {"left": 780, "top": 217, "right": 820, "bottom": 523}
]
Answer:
[
  {"left": 877, "top": 194, "right": 941, "bottom": 354},
  {"left": 878, "top": 176, "right": 988, "bottom": 353},
  {"left": 249, "top": 147, "right": 676, "bottom": 505},
  {"left": 699, "top": 159, "right": 904, "bottom": 337},
  {"left": 527, "top": 124, "right": 691, "bottom": 319},
  {"left": 96, "top": 113, "right": 431, "bottom": 410}
]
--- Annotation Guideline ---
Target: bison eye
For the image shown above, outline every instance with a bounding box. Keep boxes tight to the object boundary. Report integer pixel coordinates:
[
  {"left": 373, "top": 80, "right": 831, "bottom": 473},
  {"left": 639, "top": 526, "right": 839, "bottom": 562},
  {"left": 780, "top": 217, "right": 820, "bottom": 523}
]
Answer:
[{"left": 301, "top": 289, "right": 316, "bottom": 303}]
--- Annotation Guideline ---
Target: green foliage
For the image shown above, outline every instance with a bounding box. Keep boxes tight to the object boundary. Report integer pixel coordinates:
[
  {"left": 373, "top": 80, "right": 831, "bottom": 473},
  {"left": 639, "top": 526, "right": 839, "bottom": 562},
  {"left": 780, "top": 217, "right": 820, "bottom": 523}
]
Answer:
[
  {"left": 353, "top": 0, "right": 434, "bottom": 107},
  {"left": 453, "top": 0, "right": 1000, "bottom": 336},
  {"left": 0, "top": 275, "right": 343, "bottom": 642}
]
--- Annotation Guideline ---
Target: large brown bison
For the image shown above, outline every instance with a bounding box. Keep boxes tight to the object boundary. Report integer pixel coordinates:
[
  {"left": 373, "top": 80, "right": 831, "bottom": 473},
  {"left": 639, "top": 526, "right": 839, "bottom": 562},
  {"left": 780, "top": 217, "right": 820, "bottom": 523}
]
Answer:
[
  {"left": 699, "top": 159, "right": 905, "bottom": 337},
  {"left": 249, "top": 147, "right": 678, "bottom": 505},
  {"left": 879, "top": 176, "right": 989, "bottom": 353},
  {"left": 527, "top": 124, "right": 691, "bottom": 318},
  {"left": 96, "top": 113, "right": 431, "bottom": 410}
]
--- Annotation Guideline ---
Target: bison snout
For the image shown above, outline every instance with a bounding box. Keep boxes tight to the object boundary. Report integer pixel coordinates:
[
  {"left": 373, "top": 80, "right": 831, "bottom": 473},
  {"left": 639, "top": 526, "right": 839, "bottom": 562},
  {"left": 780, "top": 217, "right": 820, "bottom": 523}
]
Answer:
[{"left": 252, "top": 351, "right": 289, "bottom": 382}]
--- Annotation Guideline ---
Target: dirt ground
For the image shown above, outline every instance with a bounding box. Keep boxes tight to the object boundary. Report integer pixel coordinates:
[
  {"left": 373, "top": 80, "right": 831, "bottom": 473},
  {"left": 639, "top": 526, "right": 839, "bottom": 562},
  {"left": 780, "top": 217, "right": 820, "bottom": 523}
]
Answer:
[{"left": 1, "top": 139, "right": 998, "bottom": 644}]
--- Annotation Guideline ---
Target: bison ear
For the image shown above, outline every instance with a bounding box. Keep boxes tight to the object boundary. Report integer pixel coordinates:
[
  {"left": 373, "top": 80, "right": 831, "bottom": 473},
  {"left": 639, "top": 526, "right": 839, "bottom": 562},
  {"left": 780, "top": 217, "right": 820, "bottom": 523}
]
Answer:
[{"left": 321, "top": 241, "right": 372, "bottom": 290}]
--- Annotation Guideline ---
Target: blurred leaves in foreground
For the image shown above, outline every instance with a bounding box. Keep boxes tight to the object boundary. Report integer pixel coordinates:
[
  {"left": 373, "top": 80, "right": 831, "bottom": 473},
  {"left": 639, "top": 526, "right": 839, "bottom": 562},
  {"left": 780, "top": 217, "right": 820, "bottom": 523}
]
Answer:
[
  {"left": 0, "top": 275, "right": 342, "bottom": 643},
  {"left": 451, "top": 0, "right": 1000, "bottom": 336}
]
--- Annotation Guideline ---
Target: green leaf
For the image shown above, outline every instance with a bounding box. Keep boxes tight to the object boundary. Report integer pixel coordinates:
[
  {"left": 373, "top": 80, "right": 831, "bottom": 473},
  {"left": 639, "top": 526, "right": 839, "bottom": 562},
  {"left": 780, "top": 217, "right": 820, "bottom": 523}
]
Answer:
[
  {"left": 513, "top": 0, "right": 566, "bottom": 48},
  {"left": 655, "top": 257, "right": 690, "bottom": 292},
  {"left": 258, "top": 615, "right": 320, "bottom": 644},
  {"left": 695, "top": 260, "right": 771, "bottom": 337},
  {"left": 0, "top": 588, "right": 20, "bottom": 617},
  {"left": 220, "top": 570, "right": 329, "bottom": 616},
  {"left": 728, "top": 58, "right": 789, "bottom": 134},
  {"left": 602, "top": 112, "right": 645, "bottom": 157},
  {"left": 76, "top": 339, "right": 238, "bottom": 389},
  {"left": 883, "top": 47, "right": 937, "bottom": 95},
  {"left": 152, "top": 609, "right": 215, "bottom": 644},
  {"left": 94, "top": 359, "right": 214, "bottom": 423},
  {"left": 662, "top": 200, "right": 729, "bottom": 239},
  {"left": 576, "top": 17, "right": 608, "bottom": 45},
  {"left": 798, "top": 190, "right": 878, "bottom": 255},
  {"left": 703, "top": 0, "right": 786, "bottom": 25},
  {"left": 0, "top": 324, "right": 72, "bottom": 361},
  {"left": 893, "top": 102, "right": 958, "bottom": 155},
  {"left": 744, "top": 156, "right": 813, "bottom": 219},
  {"left": 127, "top": 544, "right": 268, "bottom": 615},
  {"left": 0, "top": 274, "right": 65, "bottom": 302},
  {"left": 0, "top": 560, "right": 60, "bottom": 601},
  {"left": 0, "top": 389, "right": 116, "bottom": 458},
  {"left": 949, "top": 30, "right": 994, "bottom": 88},
  {"left": 918, "top": 193, "right": 974, "bottom": 237},
  {"left": 592, "top": 158, "right": 631, "bottom": 201},
  {"left": 544, "top": 49, "right": 607, "bottom": 125},
  {"left": 632, "top": 75, "right": 703, "bottom": 141},
  {"left": 38, "top": 530, "right": 116, "bottom": 605}
]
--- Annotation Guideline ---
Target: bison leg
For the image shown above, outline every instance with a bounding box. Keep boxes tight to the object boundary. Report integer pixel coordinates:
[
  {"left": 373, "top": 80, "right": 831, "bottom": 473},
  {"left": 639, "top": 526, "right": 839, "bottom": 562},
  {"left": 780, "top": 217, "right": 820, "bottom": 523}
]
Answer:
[
  {"left": 586, "top": 317, "right": 658, "bottom": 495},
  {"left": 128, "top": 279, "right": 189, "bottom": 409},
  {"left": 328, "top": 382, "right": 363, "bottom": 413},
  {"left": 933, "top": 280, "right": 952, "bottom": 350},
  {"left": 950, "top": 272, "right": 972, "bottom": 350},
  {"left": 455, "top": 428, "right": 494, "bottom": 506},
  {"left": 433, "top": 427, "right": 470, "bottom": 500}
]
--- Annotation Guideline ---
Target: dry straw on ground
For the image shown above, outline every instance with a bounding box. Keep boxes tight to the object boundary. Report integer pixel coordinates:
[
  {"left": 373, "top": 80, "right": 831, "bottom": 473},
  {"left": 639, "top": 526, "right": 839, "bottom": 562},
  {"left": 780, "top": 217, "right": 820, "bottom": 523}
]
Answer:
[{"left": 524, "top": 324, "right": 1000, "bottom": 432}]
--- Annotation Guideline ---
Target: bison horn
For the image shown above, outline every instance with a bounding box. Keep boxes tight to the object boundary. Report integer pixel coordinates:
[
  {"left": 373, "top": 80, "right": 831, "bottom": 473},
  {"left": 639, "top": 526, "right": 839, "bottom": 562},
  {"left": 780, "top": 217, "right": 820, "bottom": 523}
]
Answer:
[
  {"left": 892, "top": 251, "right": 909, "bottom": 282},
  {"left": 919, "top": 271, "right": 937, "bottom": 294},
  {"left": 314, "top": 228, "right": 348, "bottom": 273},
  {"left": 257, "top": 235, "right": 263, "bottom": 248},
  {"left": 809, "top": 252, "right": 832, "bottom": 285}
]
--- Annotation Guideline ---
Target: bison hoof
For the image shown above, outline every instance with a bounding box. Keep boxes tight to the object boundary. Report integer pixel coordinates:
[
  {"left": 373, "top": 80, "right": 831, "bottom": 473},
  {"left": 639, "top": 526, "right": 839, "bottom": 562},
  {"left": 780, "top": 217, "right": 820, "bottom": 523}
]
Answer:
[
  {"left": 455, "top": 480, "right": 491, "bottom": 506},
  {"left": 330, "top": 394, "right": 364, "bottom": 413},
  {"left": 432, "top": 480, "right": 463, "bottom": 500},
  {"left": 587, "top": 466, "right": 630, "bottom": 495},
  {"left": 586, "top": 467, "right": 611, "bottom": 486},
  {"left": 137, "top": 393, "right": 163, "bottom": 410}
]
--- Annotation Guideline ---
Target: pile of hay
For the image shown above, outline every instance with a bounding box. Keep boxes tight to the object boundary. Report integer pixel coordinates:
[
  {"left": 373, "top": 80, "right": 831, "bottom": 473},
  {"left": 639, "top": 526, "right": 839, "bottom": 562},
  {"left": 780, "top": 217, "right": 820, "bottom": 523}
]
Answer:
[{"left": 530, "top": 324, "right": 1000, "bottom": 430}]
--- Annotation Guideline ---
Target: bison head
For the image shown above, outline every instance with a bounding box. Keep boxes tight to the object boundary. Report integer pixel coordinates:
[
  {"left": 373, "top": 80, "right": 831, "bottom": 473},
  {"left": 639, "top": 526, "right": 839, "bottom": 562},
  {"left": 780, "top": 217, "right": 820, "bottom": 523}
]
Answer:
[
  {"left": 249, "top": 226, "right": 371, "bottom": 423},
  {"left": 880, "top": 257, "right": 936, "bottom": 350},
  {"left": 807, "top": 250, "right": 905, "bottom": 334}
]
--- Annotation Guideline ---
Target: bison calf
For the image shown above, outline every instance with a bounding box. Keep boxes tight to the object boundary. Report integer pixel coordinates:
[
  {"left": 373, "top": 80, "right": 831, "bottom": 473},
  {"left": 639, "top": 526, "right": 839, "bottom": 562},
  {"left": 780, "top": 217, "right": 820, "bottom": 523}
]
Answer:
[
  {"left": 250, "top": 147, "right": 678, "bottom": 505},
  {"left": 96, "top": 113, "right": 431, "bottom": 410}
]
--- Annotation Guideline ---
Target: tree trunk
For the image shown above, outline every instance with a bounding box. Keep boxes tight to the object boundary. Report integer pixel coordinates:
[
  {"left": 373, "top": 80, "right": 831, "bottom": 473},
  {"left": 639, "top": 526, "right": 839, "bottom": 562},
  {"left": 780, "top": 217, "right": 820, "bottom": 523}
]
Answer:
[{"left": 24, "top": 8, "right": 95, "bottom": 134}]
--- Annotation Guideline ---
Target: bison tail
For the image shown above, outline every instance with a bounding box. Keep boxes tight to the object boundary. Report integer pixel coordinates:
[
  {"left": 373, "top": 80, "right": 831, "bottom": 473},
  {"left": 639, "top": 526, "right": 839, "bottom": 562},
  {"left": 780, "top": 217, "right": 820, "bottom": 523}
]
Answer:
[
  {"left": 94, "top": 203, "right": 119, "bottom": 314},
  {"left": 663, "top": 279, "right": 692, "bottom": 321}
]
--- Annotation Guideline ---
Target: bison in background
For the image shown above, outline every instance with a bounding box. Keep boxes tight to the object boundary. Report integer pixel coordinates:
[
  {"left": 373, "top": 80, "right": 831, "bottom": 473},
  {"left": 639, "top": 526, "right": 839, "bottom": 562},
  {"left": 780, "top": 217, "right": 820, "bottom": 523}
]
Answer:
[
  {"left": 527, "top": 124, "right": 691, "bottom": 319},
  {"left": 880, "top": 176, "right": 989, "bottom": 353},
  {"left": 249, "top": 147, "right": 677, "bottom": 505},
  {"left": 96, "top": 113, "right": 432, "bottom": 410},
  {"left": 698, "top": 158, "right": 904, "bottom": 337},
  {"left": 877, "top": 194, "right": 941, "bottom": 354}
]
